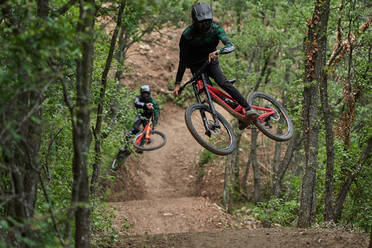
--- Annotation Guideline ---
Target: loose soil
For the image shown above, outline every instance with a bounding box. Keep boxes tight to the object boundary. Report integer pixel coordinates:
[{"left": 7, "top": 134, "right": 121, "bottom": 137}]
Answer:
[{"left": 106, "top": 26, "right": 370, "bottom": 248}]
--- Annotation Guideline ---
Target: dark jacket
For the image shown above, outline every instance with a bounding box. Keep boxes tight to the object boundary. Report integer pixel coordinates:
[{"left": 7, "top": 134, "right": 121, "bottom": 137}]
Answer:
[
  {"left": 175, "top": 21, "right": 235, "bottom": 83},
  {"left": 134, "top": 96, "right": 159, "bottom": 126}
]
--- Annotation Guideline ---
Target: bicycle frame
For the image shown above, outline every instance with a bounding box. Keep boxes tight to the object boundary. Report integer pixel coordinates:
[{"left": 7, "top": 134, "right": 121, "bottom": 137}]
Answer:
[
  {"left": 179, "top": 60, "right": 278, "bottom": 129},
  {"left": 135, "top": 117, "right": 153, "bottom": 146}
]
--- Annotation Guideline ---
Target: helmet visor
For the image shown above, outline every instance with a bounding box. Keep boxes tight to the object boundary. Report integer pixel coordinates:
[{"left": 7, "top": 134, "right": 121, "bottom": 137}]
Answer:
[{"left": 196, "top": 19, "right": 212, "bottom": 32}]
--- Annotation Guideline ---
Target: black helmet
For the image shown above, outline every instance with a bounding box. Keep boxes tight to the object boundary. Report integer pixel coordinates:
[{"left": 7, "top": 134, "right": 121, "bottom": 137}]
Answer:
[
  {"left": 140, "top": 85, "right": 151, "bottom": 96},
  {"left": 191, "top": 3, "right": 213, "bottom": 23}
]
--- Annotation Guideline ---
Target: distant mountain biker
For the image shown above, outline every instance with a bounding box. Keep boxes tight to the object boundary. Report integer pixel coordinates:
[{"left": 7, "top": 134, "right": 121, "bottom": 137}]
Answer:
[
  {"left": 173, "top": 2, "right": 258, "bottom": 129},
  {"left": 120, "top": 85, "right": 159, "bottom": 153}
]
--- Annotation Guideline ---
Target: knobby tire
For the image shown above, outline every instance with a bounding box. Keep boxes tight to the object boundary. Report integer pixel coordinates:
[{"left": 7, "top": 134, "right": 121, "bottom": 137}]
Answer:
[
  {"left": 185, "top": 104, "right": 236, "bottom": 155},
  {"left": 132, "top": 130, "right": 166, "bottom": 151},
  {"left": 247, "top": 92, "right": 293, "bottom": 142}
]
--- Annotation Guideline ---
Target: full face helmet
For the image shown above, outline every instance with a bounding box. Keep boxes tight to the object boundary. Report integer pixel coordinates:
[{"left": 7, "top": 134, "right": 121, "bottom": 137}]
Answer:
[
  {"left": 140, "top": 85, "right": 151, "bottom": 98},
  {"left": 191, "top": 3, "right": 213, "bottom": 33}
]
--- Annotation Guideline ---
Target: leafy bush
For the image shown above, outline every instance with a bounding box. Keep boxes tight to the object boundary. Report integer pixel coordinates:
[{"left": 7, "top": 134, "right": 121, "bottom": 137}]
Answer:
[
  {"left": 250, "top": 198, "right": 299, "bottom": 226},
  {"left": 199, "top": 150, "right": 214, "bottom": 166},
  {"left": 91, "top": 203, "right": 121, "bottom": 247}
]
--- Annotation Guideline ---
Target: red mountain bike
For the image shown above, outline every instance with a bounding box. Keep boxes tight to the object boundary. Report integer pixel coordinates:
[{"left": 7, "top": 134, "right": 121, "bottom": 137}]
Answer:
[
  {"left": 179, "top": 60, "right": 293, "bottom": 156},
  {"left": 111, "top": 114, "right": 166, "bottom": 170}
]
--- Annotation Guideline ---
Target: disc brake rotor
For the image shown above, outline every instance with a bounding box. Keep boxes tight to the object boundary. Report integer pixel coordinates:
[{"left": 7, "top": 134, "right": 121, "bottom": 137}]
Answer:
[{"left": 207, "top": 120, "right": 221, "bottom": 135}]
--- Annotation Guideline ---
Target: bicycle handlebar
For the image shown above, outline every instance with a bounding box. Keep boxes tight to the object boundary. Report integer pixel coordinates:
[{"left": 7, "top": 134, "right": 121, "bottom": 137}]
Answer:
[{"left": 178, "top": 60, "right": 210, "bottom": 96}]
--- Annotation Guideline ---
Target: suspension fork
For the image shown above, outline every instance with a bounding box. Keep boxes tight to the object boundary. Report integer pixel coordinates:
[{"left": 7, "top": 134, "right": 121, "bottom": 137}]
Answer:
[
  {"left": 191, "top": 74, "right": 220, "bottom": 136},
  {"left": 200, "top": 73, "right": 220, "bottom": 128},
  {"left": 192, "top": 82, "right": 210, "bottom": 136}
]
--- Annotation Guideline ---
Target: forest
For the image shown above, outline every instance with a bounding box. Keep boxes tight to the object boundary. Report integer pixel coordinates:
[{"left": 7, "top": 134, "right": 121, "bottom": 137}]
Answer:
[{"left": 0, "top": 0, "right": 371, "bottom": 247}]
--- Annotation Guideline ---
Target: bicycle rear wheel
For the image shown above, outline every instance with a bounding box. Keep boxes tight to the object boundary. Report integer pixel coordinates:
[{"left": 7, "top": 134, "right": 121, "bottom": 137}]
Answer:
[
  {"left": 247, "top": 92, "right": 293, "bottom": 142},
  {"left": 132, "top": 130, "right": 166, "bottom": 151},
  {"left": 185, "top": 104, "right": 236, "bottom": 155}
]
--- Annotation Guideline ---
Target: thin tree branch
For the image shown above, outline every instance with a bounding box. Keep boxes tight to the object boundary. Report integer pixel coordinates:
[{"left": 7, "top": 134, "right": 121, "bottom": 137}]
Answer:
[
  {"left": 51, "top": 0, "right": 77, "bottom": 17},
  {"left": 61, "top": 80, "right": 75, "bottom": 124},
  {"left": 42, "top": 128, "right": 64, "bottom": 182},
  {"left": 327, "top": 18, "right": 371, "bottom": 67},
  {"left": 39, "top": 174, "right": 68, "bottom": 247}
]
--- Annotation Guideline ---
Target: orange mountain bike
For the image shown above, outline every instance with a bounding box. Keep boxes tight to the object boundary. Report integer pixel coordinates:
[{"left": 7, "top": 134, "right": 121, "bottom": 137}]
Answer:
[
  {"left": 132, "top": 115, "right": 166, "bottom": 151},
  {"left": 111, "top": 114, "right": 166, "bottom": 170},
  {"left": 179, "top": 60, "right": 293, "bottom": 155}
]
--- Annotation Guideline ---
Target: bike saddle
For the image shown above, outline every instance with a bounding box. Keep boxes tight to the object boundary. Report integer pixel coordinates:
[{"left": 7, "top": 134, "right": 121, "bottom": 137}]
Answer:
[{"left": 228, "top": 79, "right": 236, "bottom": 84}]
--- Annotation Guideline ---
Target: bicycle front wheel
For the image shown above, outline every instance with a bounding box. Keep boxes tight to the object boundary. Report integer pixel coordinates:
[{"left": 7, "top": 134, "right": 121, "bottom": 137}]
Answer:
[
  {"left": 185, "top": 104, "right": 236, "bottom": 155},
  {"left": 247, "top": 92, "right": 293, "bottom": 142},
  {"left": 132, "top": 130, "right": 166, "bottom": 151}
]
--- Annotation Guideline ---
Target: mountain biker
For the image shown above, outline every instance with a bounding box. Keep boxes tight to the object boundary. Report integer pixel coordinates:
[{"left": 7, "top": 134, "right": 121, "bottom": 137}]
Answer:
[
  {"left": 173, "top": 2, "right": 258, "bottom": 129},
  {"left": 120, "top": 85, "right": 159, "bottom": 153}
]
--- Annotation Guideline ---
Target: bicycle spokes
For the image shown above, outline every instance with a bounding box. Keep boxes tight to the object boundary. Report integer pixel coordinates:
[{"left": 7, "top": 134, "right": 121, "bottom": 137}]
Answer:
[
  {"left": 254, "top": 104, "right": 286, "bottom": 133},
  {"left": 132, "top": 130, "right": 166, "bottom": 151},
  {"left": 186, "top": 104, "right": 235, "bottom": 154},
  {"left": 207, "top": 120, "right": 221, "bottom": 135},
  {"left": 248, "top": 92, "right": 293, "bottom": 142}
]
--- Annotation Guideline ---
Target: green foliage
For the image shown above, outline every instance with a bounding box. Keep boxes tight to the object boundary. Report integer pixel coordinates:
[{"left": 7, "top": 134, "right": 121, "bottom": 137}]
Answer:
[
  {"left": 0, "top": 217, "right": 63, "bottom": 248},
  {"left": 199, "top": 149, "right": 214, "bottom": 166},
  {"left": 173, "top": 85, "right": 195, "bottom": 108},
  {"left": 248, "top": 198, "right": 299, "bottom": 226},
  {"left": 342, "top": 162, "right": 372, "bottom": 232},
  {"left": 91, "top": 203, "right": 120, "bottom": 247}
]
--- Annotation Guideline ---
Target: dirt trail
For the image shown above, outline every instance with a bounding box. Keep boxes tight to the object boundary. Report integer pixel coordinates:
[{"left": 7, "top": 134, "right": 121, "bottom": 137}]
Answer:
[
  {"left": 109, "top": 103, "right": 242, "bottom": 236},
  {"left": 117, "top": 228, "right": 369, "bottom": 248},
  {"left": 134, "top": 103, "right": 197, "bottom": 200}
]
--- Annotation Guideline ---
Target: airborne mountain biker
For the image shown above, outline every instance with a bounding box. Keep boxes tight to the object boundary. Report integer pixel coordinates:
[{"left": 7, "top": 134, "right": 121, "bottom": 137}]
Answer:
[
  {"left": 112, "top": 85, "right": 161, "bottom": 169},
  {"left": 119, "top": 85, "right": 159, "bottom": 155},
  {"left": 173, "top": 2, "right": 258, "bottom": 129},
  {"left": 125, "top": 85, "right": 159, "bottom": 141}
]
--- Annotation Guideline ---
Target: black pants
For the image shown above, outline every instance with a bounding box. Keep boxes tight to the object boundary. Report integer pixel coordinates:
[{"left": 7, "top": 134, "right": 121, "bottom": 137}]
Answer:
[
  {"left": 125, "top": 115, "right": 148, "bottom": 141},
  {"left": 190, "top": 60, "right": 250, "bottom": 109}
]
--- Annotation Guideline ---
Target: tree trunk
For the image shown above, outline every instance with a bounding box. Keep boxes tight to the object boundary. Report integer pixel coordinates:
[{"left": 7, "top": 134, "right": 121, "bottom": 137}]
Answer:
[
  {"left": 230, "top": 126, "right": 242, "bottom": 197},
  {"left": 334, "top": 137, "right": 372, "bottom": 222},
  {"left": 293, "top": 149, "right": 303, "bottom": 177},
  {"left": 90, "top": 0, "right": 127, "bottom": 196},
  {"left": 115, "top": 23, "right": 136, "bottom": 82},
  {"left": 222, "top": 158, "right": 233, "bottom": 214},
  {"left": 320, "top": 42, "right": 335, "bottom": 222},
  {"left": 224, "top": 127, "right": 242, "bottom": 211},
  {"left": 71, "top": 0, "right": 95, "bottom": 247},
  {"left": 272, "top": 139, "right": 281, "bottom": 196},
  {"left": 2, "top": 2, "right": 47, "bottom": 243},
  {"left": 1, "top": 61, "right": 43, "bottom": 248},
  {"left": 298, "top": 0, "right": 330, "bottom": 228},
  {"left": 241, "top": 154, "right": 251, "bottom": 199},
  {"left": 272, "top": 91, "right": 286, "bottom": 197},
  {"left": 319, "top": 1, "right": 341, "bottom": 222},
  {"left": 251, "top": 128, "right": 260, "bottom": 203},
  {"left": 273, "top": 132, "right": 301, "bottom": 198}
]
